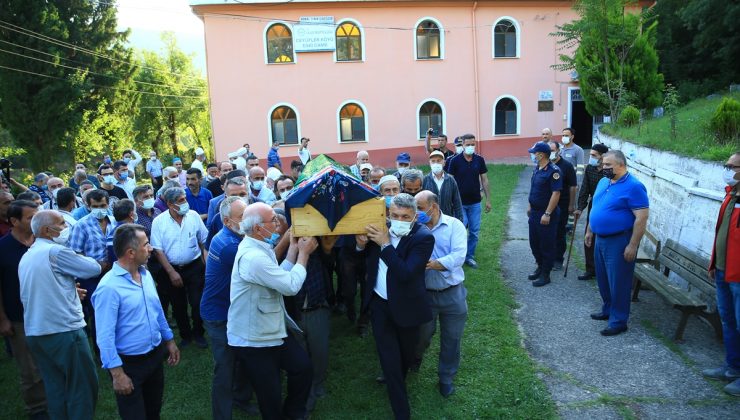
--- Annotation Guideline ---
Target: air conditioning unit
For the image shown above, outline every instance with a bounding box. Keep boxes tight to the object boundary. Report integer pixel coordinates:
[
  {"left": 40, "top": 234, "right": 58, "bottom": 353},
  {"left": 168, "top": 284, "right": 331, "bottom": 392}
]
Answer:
[{"left": 570, "top": 70, "right": 579, "bottom": 81}]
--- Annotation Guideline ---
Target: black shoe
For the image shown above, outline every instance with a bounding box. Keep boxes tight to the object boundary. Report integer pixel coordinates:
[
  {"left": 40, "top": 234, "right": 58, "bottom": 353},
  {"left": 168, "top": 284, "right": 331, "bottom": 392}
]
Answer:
[
  {"left": 590, "top": 312, "right": 609, "bottom": 321},
  {"left": 439, "top": 382, "right": 456, "bottom": 398},
  {"left": 532, "top": 272, "right": 551, "bottom": 287},
  {"left": 375, "top": 374, "right": 386, "bottom": 384},
  {"left": 233, "top": 401, "right": 260, "bottom": 416},
  {"left": 578, "top": 272, "right": 595, "bottom": 280},
  {"left": 553, "top": 261, "right": 563, "bottom": 271},
  {"left": 600, "top": 326, "right": 628, "bottom": 336},
  {"left": 409, "top": 357, "right": 422, "bottom": 372},
  {"left": 527, "top": 266, "right": 542, "bottom": 280},
  {"left": 194, "top": 336, "right": 208, "bottom": 349}
]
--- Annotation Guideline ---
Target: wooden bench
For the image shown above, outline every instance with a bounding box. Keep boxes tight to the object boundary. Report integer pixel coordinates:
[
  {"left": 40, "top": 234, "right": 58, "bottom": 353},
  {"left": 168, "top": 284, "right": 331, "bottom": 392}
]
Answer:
[
  {"left": 631, "top": 229, "right": 661, "bottom": 302},
  {"left": 632, "top": 239, "right": 722, "bottom": 341}
]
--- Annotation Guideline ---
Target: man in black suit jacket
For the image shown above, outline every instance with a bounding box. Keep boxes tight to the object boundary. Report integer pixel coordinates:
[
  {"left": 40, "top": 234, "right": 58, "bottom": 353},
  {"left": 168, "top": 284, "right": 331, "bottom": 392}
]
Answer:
[{"left": 356, "top": 193, "right": 435, "bottom": 420}]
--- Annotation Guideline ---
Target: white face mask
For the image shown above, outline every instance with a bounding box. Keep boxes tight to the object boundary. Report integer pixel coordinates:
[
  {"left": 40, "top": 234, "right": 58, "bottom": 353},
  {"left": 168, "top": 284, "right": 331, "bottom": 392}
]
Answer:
[
  {"left": 455, "top": 146, "right": 464, "bottom": 154},
  {"left": 723, "top": 168, "right": 739, "bottom": 187},
  {"left": 562, "top": 136, "right": 571, "bottom": 145},
  {"left": 549, "top": 151, "right": 558, "bottom": 161},
  {"left": 52, "top": 227, "right": 70, "bottom": 245},
  {"left": 51, "top": 188, "right": 60, "bottom": 199},
  {"left": 430, "top": 163, "right": 444, "bottom": 174},
  {"left": 390, "top": 219, "right": 414, "bottom": 237},
  {"left": 397, "top": 167, "right": 407, "bottom": 176},
  {"left": 464, "top": 145, "right": 475, "bottom": 155},
  {"left": 588, "top": 156, "right": 599, "bottom": 166}
]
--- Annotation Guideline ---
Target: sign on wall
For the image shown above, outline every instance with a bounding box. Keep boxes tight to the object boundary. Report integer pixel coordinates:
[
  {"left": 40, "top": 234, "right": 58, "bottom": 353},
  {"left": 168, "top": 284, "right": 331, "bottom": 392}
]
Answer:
[
  {"left": 294, "top": 16, "right": 336, "bottom": 52},
  {"left": 538, "top": 90, "right": 553, "bottom": 101}
]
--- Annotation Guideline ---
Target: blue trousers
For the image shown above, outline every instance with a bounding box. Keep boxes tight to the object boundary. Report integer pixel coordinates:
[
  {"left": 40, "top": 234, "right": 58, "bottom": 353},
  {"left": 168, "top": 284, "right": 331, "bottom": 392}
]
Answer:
[
  {"left": 594, "top": 231, "right": 636, "bottom": 329},
  {"left": 461, "top": 202, "right": 481, "bottom": 261},
  {"left": 528, "top": 208, "right": 560, "bottom": 272},
  {"left": 203, "top": 320, "right": 253, "bottom": 420},
  {"left": 715, "top": 270, "right": 740, "bottom": 371}
]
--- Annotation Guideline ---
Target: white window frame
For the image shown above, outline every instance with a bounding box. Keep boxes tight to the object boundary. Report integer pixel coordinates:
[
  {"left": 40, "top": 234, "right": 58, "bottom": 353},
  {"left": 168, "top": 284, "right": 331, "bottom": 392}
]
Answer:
[
  {"left": 492, "top": 95, "right": 521, "bottom": 136},
  {"left": 336, "top": 99, "right": 369, "bottom": 143},
  {"left": 416, "top": 98, "right": 447, "bottom": 140},
  {"left": 334, "top": 18, "right": 366, "bottom": 63},
  {"left": 492, "top": 16, "right": 521, "bottom": 59},
  {"left": 267, "top": 102, "right": 302, "bottom": 147},
  {"left": 263, "top": 21, "right": 297, "bottom": 65},
  {"left": 413, "top": 17, "right": 445, "bottom": 60}
]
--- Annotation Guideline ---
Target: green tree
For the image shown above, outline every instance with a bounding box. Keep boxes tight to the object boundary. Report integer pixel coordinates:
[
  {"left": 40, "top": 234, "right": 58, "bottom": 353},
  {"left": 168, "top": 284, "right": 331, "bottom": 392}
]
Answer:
[
  {"left": 553, "top": 0, "right": 664, "bottom": 121},
  {"left": 0, "top": 1, "right": 135, "bottom": 171}
]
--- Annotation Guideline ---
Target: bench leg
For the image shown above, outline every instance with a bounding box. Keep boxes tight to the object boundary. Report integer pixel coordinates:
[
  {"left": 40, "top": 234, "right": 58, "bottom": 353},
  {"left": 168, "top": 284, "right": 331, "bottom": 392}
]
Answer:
[
  {"left": 674, "top": 310, "right": 691, "bottom": 342},
  {"left": 631, "top": 278, "right": 642, "bottom": 302},
  {"left": 700, "top": 311, "right": 724, "bottom": 341}
]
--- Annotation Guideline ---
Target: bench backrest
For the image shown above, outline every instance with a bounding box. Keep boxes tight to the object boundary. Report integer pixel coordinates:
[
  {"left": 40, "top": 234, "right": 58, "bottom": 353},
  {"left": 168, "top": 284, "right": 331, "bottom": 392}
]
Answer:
[
  {"left": 658, "top": 239, "right": 714, "bottom": 298},
  {"left": 641, "top": 229, "right": 661, "bottom": 269}
]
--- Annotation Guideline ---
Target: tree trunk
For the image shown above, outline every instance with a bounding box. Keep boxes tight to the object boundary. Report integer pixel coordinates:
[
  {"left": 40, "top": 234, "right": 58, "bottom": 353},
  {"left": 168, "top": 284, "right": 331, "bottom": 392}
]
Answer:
[{"left": 168, "top": 112, "right": 179, "bottom": 157}]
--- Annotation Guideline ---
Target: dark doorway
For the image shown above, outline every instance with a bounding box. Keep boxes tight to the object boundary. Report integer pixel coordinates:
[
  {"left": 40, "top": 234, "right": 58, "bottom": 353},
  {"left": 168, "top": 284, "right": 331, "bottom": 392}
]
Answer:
[{"left": 570, "top": 100, "right": 593, "bottom": 149}]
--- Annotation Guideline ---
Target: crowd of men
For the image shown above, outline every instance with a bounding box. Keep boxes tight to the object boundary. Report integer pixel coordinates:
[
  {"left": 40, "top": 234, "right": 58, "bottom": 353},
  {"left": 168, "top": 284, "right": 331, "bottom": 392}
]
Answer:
[{"left": 0, "top": 130, "right": 738, "bottom": 420}]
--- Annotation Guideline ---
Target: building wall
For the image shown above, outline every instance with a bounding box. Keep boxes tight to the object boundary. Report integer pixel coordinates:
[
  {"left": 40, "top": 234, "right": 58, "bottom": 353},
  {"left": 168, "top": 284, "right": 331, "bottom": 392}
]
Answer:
[{"left": 194, "top": 1, "right": 582, "bottom": 168}]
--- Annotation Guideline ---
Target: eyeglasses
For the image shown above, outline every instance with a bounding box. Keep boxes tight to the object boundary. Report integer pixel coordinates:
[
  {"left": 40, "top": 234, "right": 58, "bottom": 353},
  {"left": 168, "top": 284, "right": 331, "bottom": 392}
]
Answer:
[
  {"left": 724, "top": 165, "right": 740, "bottom": 170},
  {"left": 262, "top": 216, "right": 279, "bottom": 226}
]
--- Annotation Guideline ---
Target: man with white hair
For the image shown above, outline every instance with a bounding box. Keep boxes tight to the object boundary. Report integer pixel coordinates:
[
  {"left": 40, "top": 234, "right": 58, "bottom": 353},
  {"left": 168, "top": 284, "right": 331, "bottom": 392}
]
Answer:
[
  {"left": 349, "top": 151, "right": 370, "bottom": 178},
  {"left": 162, "top": 166, "right": 180, "bottom": 186},
  {"left": 20, "top": 210, "right": 101, "bottom": 419},
  {"left": 41, "top": 177, "right": 65, "bottom": 210},
  {"left": 266, "top": 167, "right": 283, "bottom": 192},
  {"left": 230, "top": 147, "right": 248, "bottom": 171},
  {"left": 229, "top": 202, "right": 317, "bottom": 420},
  {"left": 28, "top": 173, "right": 50, "bottom": 204},
  {"left": 191, "top": 147, "right": 207, "bottom": 173}
]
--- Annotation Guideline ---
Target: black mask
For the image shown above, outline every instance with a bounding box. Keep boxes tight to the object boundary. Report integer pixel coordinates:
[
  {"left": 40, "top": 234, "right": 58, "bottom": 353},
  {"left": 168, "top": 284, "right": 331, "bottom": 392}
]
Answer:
[{"left": 602, "top": 168, "right": 616, "bottom": 179}]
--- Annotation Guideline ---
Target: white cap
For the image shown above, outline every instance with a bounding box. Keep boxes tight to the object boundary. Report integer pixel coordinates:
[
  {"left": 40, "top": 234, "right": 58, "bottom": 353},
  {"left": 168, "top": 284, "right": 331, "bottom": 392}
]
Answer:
[
  {"left": 378, "top": 175, "right": 398, "bottom": 187},
  {"left": 360, "top": 163, "right": 373, "bottom": 171},
  {"left": 236, "top": 147, "right": 248, "bottom": 156},
  {"left": 227, "top": 151, "right": 239, "bottom": 159},
  {"left": 266, "top": 167, "right": 282, "bottom": 181},
  {"left": 195, "top": 147, "right": 205, "bottom": 156}
]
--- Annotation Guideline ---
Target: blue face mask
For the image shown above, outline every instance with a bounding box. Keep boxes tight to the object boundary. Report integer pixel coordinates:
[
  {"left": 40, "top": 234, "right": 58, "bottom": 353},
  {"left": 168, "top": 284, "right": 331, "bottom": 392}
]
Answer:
[
  {"left": 123, "top": 158, "right": 131, "bottom": 164},
  {"left": 177, "top": 202, "right": 190, "bottom": 216},
  {"left": 588, "top": 156, "right": 599, "bottom": 166},
  {"left": 372, "top": 183, "right": 380, "bottom": 191},
  {"left": 259, "top": 225, "right": 281, "bottom": 248},
  {"left": 252, "top": 180, "right": 264, "bottom": 191},
  {"left": 119, "top": 171, "right": 129, "bottom": 180},
  {"left": 530, "top": 154, "right": 538, "bottom": 165},
  {"left": 417, "top": 210, "right": 431, "bottom": 224},
  {"left": 385, "top": 195, "right": 393, "bottom": 208},
  {"left": 90, "top": 208, "right": 108, "bottom": 220},
  {"left": 42, "top": 184, "right": 48, "bottom": 191}
]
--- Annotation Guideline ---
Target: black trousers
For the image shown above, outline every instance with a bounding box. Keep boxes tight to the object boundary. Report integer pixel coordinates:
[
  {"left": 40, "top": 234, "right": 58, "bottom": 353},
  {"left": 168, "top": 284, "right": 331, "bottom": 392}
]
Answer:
[
  {"left": 232, "top": 334, "right": 312, "bottom": 420},
  {"left": 167, "top": 258, "right": 205, "bottom": 341},
  {"left": 555, "top": 203, "right": 570, "bottom": 263},
  {"left": 370, "top": 295, "right": 420, "bottom": 420},
  {"left": 340, "top": 247, "right": 368, "bottom": 320},
  {"left": 115, "top": 344, "right": 166, "bottom": 420},
  {"left": 583, "top": 205, "right": 596, "bottom": 274}
]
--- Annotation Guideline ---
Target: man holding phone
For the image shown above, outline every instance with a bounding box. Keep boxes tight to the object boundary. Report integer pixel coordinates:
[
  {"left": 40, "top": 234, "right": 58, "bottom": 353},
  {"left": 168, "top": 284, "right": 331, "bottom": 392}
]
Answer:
[{"left": 425, "top": 128, "right": 453, "bottom": 159}]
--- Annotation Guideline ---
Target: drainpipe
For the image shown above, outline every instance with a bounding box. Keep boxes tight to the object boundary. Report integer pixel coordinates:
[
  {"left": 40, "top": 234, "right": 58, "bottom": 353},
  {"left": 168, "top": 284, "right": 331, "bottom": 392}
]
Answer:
[{"left": 471, "top": 1, "right": 481, "bottom": 144}]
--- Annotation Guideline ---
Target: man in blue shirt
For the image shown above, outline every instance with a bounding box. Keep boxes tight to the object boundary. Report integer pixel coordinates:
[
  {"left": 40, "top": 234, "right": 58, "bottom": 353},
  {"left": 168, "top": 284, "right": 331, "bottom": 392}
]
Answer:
[
  {"left": 201, "top": 197, "right": 255, "bottom": 419},
  {"left": 446, "top": 134, "right": 492, "bottom": 269},
  {"left": 92, "top": 224, "right": 180, "bottom": 420},
  {"left": 526, "top": 142, "right": 563, "bottom": 287},
  {"left": 185, "top": 168, "right": 213, "bottom": 221},
  {"left": 268, "top": 140, "right": 282, "bottom": 170},
  {"left": 585, "top": 150, "right": 649, "bottom": 336},
  {"left": 206, "top": 170, "right": 247, "bottom": 229}
]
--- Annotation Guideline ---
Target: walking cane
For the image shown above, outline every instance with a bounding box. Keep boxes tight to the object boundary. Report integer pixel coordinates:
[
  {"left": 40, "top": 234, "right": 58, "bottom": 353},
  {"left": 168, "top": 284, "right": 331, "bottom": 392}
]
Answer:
[{"left": 564, "top": 196, "right": 589, "bottom": 278}]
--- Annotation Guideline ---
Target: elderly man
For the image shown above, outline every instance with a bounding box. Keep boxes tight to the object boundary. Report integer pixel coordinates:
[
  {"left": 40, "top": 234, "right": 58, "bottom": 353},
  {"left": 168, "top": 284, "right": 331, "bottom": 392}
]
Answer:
[
  {"left": 393, "top": 153, "right": 412, "bottom": 182},
  {"left": 249, "top": 166, "right": 277, "bottom": 205},
  {"left": 267, "top": 140, "right": 282, "bottom": 170},
  {"left": 229, "top": 202, "right": 317, "bottom": 420},
  {"left": 0, "top": 190, "right": 13, "bottom": 236},
  {"left": 171, "top": 158, "right": 185, "bottom": 186},
  {"left": 379, "top": 175, "right": 401, "bottom": 210},
  {"left": 356, "top": 193, "right": 434, "bottom": 420},
  {"left": 69, "top": 164, "right": 100, "bottom": 191},
  {"left": 201, "top": 197, "right": 256, "bottom": 419},
  {"left": 55, "top": 188, "right": 80, "bottom": 227},
  {"left": 191, "top": 147, "right": 207, "bottom": 173},
  {"left": 205, "top": 163, "right": 220, "bottom": 186},
  {"left": 349, "top": 150, "right": 370, "bottom": 178},
  {"left": 162, "top": 166, "right": 180, "bottom": 186},
  {"left": 574, "top": 143, "right": 609, "bottom": 280},
  {"left": 423, "top": 151, "right": 463, "bottom": 221},
  {"left": 359, "top": 163, "right": 373, "bottom": 182},
  {"left": 93, "top": 224, "right": 180, "bottom": 420},
  {"left": 368, "top": 167, "right": 385, "bottom": 190},
  {"left": 28, "top": 173, "right": 50, "bottom": 203},
  {"left": 72, "top": 183, "right": 95, "bottom": 220},
  {"left": 40, "top": 177, "right": 65, "bottom": 210},
  {"left": 414, "top": 191, "right": 467, "bottom": 397},
  {"left": 20, "top": 210, "right": 102, "bottom": 420},
  {"left": 447, "top": 134, "right": 492, "bottom": 269},
  {"left": 206, "top": 170, "right": 248, "bottom": 229},
  {"left": 112, "top": 161, "right": 136, "bottom": 200},
  {"left": 541, "top": 127, "right": 553, "bottom": 142},
  {"left": 151, "top": 187, "right": 209, "bottom": 348},
  {"left": 0, "top": 200, "right": 48, "bottom": 418},
  {"left": 585, "top": 150, "right": 649, "bottom": 336},
  {"left": 401, "top": 169, "right": 424, "bottom": 196},
  {"left": 207, "top": 161, "right": 233, "bottom": 197},
  {"left": 229, "top": 147, "right": 248, "bottom": 171},
  {"left": 704, "top": 151, "right": 740, "bottom": 396},
  {"left": 548, "top": 141, "right": 578, "bottom": 271},
  {"left": 185, "top": 168, "right": 213, "bottom": 221}
]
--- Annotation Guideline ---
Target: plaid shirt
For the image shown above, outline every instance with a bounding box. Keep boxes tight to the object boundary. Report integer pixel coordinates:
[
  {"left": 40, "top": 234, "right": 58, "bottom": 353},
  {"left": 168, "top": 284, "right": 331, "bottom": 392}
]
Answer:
[
  {"left": 294, "top": 252, "right": 331, "bottom": 312},
  {"left": 68, "top": 213, "right": 113, "bottom": 262},
  {"left": 136, "top": 207, "right": 162, "bottom": 238},
  {"left": 577, "top": 164, "right": 604, "bottom": 211}
]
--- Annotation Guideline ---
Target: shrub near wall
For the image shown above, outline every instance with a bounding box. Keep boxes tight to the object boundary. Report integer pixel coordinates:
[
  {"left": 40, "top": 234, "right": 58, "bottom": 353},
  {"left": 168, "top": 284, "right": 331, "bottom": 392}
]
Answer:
[{"left": 709, "top": 97, "right": 740, "bottom": 144}]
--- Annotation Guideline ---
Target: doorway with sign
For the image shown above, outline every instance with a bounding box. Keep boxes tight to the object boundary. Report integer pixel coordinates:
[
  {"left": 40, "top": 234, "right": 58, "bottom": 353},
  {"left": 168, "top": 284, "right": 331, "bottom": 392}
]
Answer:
[{"left": 568, "top": 87, "right": 593, "bottom": 149}]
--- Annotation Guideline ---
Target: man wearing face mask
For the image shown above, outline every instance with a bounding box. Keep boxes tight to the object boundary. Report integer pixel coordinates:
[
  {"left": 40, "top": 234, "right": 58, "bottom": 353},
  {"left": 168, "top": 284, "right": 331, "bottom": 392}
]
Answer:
[
  {"left": 443, "top": 138, "right": 464, "bottom": 173},
  {"left": 401, "top": 169, "right": 424, "bottom": 197},
  {"left": 201, "top": 197, "right": 257, "bottom": 418},
  {"left": 355, "top": 193, "right": 434, "bottom": 420},
  {"left": 423, "top": 151, "right": 463, "bottom": 221},
  {"left": 249, "top": 166, "right": 277, "bottom": 206},
  {"left": 151, "top": 187, "right": 209, "bottom": 349},
  {"left": 191, "top": 148, "right": 207, "bottom": 174},
  {"left": 205, "top": 163, "right": 220, "bottom": 185},
  {"left": 560, "top": 127, "right": 585, "bottom": 180},
  {"left": 526, "top": 142, "right": 563, "bottom": 287},
  {"left": 112, "top": 161, "right": 136, "bottom": 200},
  {"left": 97, "top": 165, "right": 129, "bottom": 202},
  {"left": 378, "top": 175, "right": 401, "bottom": 211},
  {"left": 206, "top": 170, "right": 248, "bottom": 229},
  {"left": 268, "top": 140, "right": 283, "bottom": 171},
  {"left": 413, "top": 190, "right": 467, "bottom": 398},
  {"left": 368, "top": 168, "right": 386, "bottom": 191},
  {"left": 704, "top": 151, "right": 740, "bottom": 396},
  {"left": 146, "top": 151, "right": 164, "bottom": 191},
  {"left": 574, "top": 143, "right": 609, "bottom": 280},
  {"left": 446, "top": 134, "right": 492, "bottom": 269},
  {"left": 206, "top": 176, "right": 252, "bottom": 249},
  {"left": 121, "top": 149, "right": 142, "bottom": 179},
  {"left": 56, "top": 187, "right": 80, "bottom": 228},
  {"left": 585, "top": 151, "right": 649, "bottom": 336},
  {"left": 393, "top": 153, "right": 412, "bottom": 182},
  {"left": 229, "top": 203, "right": 317, "bottom": 420},
  {"left": 133, "top": 185, "right": 161, "bottom": 237},
  {"left": 28, "top": 173, "right": 50, "bottom": 204},
  {"left": 547, "top": 142, "right": 578, "bottom": 271},
  {"left": 41, "top": 177, "right": 65, "bottom": 210},
  {"left": 20, "top": 210, "right": 101, "bottom": 420}
]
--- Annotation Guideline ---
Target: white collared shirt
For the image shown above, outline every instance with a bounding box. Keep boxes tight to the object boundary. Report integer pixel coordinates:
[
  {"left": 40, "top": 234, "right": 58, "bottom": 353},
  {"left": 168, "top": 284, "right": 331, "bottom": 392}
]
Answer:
[
  {"left": 373, "top": 233, "right": 402, "bottom": 300},
  {"left": 150, "top": 210, "right": 208, "bottom": 265}
]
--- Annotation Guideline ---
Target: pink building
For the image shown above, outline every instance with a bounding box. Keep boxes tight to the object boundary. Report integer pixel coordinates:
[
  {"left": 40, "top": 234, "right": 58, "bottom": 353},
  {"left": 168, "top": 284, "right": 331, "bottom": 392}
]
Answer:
[{"left": 191, "top": 0, "right": 599, "bottom": 168}]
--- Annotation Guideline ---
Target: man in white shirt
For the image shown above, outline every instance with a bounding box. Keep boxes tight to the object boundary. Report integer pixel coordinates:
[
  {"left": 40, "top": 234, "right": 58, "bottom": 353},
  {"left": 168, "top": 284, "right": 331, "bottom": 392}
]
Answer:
[
  {"left": 151, "top": 187, "right": 209, "bottom": 349},
  {"left": 298, "top": 137, "right": 311, "bottom": 165},
  {"left": 20, "top": 210, "right": 102, "bottom": 420},
  {"left": 113, "top": 160, "right": 136, "bottom": 200},
  {"left": 228, "top": 202, "right": 317, "bottom": 420},
  {"left": 248, "top": 167, "right": 277, "bottom": 205},
  {"left": 122, "top": 149, "right": 143, "bottom": 181},
  {"left": 349, "top": 150, "right": 370, "bottom": 178},
  {"left": 190, "top": 147, "right": 206, "bottom": 174}
]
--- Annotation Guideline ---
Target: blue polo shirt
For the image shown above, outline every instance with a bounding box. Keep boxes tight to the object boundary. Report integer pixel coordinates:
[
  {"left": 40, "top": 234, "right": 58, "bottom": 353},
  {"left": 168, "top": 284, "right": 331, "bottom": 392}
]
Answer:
[
  {"left": 447, "top": 153, "right": 488, "bottom": 205},
  {"left": 200, "top": 227, "right": 242, "bottom": 321},
  {"left": 529, "top": 163, "right": 563, "bottom": 210},
  {"left": 186, "top": 186, "right": 213, "bottom": 216},
  {"left": 590, "top": 173, "right": 649, "bottom": 236}
]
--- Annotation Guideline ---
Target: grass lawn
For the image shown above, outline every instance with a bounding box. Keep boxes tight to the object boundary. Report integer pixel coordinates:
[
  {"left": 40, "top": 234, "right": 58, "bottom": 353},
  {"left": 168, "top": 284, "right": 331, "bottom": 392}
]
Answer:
[
  {"left": 0, "top": 164, "right": 556, "bottom": 419},
  {"left": 600, "top": 92, "right": 740, "bottom": 162}
]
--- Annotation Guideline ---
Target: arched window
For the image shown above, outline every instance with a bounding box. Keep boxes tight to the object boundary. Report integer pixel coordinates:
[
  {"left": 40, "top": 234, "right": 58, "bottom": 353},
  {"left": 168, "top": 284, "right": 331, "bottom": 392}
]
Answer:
[
  {"left": 336, "top": 21, "right": 362, "bottom": 61},
  {"left": 494, "top": 97, "right": 518, "bottom": 135},
  {"left": 418, "top": 101, "right": 444, "bottom": 138},
  {"left": 494, "top": 18, "right": 518, "bottom": 58},
  {"left": 416, "top": 20, "right": 441, "bottom": 59},
  {"left": 266, "top": 23, "right": 294, "bottom": 63},
  {"left": 270, "top": 105, "right": 299, "bottom": 144},
  {"left": 339, "top": 103, "right": 366, "bottom": 142}
]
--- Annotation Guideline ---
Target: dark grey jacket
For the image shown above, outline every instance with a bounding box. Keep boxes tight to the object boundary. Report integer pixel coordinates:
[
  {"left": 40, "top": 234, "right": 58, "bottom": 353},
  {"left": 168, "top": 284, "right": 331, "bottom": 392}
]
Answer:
[{"left": 422, "top": 172, "right": 464, "bottom": 222}]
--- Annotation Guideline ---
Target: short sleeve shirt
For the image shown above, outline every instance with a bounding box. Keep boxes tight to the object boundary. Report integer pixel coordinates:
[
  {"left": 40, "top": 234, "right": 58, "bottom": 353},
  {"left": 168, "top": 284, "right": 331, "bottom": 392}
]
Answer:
[
  {"left": 150, "top": 210, "right": 208, "bottom": 265},
  {"left": 446, "top": 153, "right": 488, "bottom": 205},
  {"left": 528, "top": 163, "right": 563, "bottom": 210},
  {"left": 589, "top": 173, "right": 649, "bottom": 236}
]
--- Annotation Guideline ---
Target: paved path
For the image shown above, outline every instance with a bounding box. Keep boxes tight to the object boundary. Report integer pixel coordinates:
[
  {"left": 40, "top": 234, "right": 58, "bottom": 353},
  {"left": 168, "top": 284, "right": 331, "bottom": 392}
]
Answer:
[{"left": 501, "top": 168, "right": 740, "bottom": 419}]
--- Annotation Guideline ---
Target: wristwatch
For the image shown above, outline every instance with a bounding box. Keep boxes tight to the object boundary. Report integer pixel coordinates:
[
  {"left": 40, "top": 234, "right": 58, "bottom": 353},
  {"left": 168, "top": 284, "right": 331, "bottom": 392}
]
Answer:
[
  {"left": 380, "top": 242, "right": 392, "bottom": 251},
  {"left": 544, "top": 211, "right": 551, "bottom": 216}
]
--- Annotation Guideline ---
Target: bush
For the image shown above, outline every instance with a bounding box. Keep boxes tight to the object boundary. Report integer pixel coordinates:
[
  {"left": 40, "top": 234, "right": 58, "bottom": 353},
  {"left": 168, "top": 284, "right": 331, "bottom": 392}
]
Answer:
[
  {"left": 709, "top": 97, "right": 740, "bottom": 144},
  {"left": 619, "top": 105, "right": 640, "bottom": 127}
]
